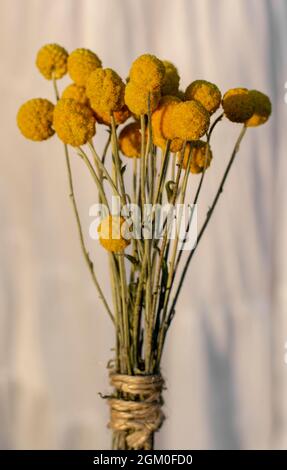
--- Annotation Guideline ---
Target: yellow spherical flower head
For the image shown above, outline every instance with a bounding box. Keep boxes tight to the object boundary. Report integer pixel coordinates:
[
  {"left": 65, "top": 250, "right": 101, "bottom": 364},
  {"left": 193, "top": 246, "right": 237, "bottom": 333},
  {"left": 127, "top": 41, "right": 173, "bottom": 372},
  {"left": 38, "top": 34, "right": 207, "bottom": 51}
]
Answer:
[
  {"left": 36, "top": 44, "right": 68, "bottom": 80},
  {"left": 161, "top": 60, "right": 180, "bottom": 95},
  {"left": 222, "top": 88, "right": 254, "bottom": 123},
  {"left": 170, "top": 101, "right": 210, "bottom": 141},
  {"left": 95, "top": 105, "right": 130, "bottom": 126},
  {"left": 119, "top": 122, "right": 141, "bottom": 158},
  {"left": 129, "top": 54, "right": 165, "bottom": 91},
  {"left": 61, "top": 83, "right": 89, "bottom": 105},
  {"left": 53, "top": 99, "right": 96, "bottom": 147},
  {"left": 151, "top": 96, "right": 183, "bottom": 152},
  {"left": 181, "top": 141, "right": 213, "bottom": 174},
  {"left": 68, "top": 48, "right": 102, "bottom": 86},
  {"left": 245, "top": 90, "right": 272, "bottom": 127},
  {"left": 98, "top": 215, "right": 131, "bottom": 252},
  {"left": 185, "top": 80, "right": 221, "bottom": 115},
  {"left": 125, "top": 81, "right": 161, "bottom": 116},
  {"left": 17, "top": 98, "right": 55, "bottom": 141},
  {"left": 86, "top": 68, "right": 125, "bottom": 114}
]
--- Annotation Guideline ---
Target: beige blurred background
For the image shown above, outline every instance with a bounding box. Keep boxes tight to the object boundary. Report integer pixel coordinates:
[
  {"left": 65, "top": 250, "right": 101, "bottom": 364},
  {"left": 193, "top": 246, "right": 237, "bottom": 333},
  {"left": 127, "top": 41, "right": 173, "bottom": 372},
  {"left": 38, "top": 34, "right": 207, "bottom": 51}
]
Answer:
[{"left": 1, "top": 0, "right": 287, "bottom": 449}]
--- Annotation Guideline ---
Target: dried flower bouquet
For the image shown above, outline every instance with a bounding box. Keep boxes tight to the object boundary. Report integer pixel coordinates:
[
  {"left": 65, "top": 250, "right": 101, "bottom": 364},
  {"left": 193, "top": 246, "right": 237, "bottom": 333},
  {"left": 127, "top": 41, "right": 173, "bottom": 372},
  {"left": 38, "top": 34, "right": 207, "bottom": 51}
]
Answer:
[{"left": 17, "top": 45, "right": 271, "bottom": 450}]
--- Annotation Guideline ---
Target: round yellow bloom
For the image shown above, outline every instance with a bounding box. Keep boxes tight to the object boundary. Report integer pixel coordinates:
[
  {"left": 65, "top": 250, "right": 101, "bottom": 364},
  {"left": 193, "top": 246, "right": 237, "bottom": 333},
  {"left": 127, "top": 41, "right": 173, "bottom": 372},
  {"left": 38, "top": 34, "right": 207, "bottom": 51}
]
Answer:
[
  {"left": 125, "top": 81, "right": 161, "bottom": 115},
  {"left": 169, "top": 100, "right": 210, "bottom": 141},
  {"left": 67, "top": 48, "right": 102, "bottom": 86},
  {"left": 17, "top": 98, "right": 55, "bottom": 141},
  {"left": 151, "top": 96, "right": 183, "bottom": 152},
  {"left": 185, "top": 80, "right": 221, "bottom": 115},
  {"left": 222, "top": 88, "right": 254, "bottom": 123},
  {"left": 119, "top": 122, "right": 141, "bottom": 158},
  {"left": 161, "top": 60, "right": 180, "bottom": 95},
  {"left": 36, "top": 43, "right": 68, "bottom": 80},
  {"left": 53, "top": 99, "right": 96, "bottom": 147},
  {"left": 61, "top": 83, "right": 89, "bottom": 105},
  {"left": 86, "top": 68, "right": 125, "bottom": 114},
  {"left": 94, "top": 104, "right": 130, "bottom": 126},
  {"left": 129, "top": 54, "right": 165, "bottom": 91},
  {"left": 98, "top": 215, "right": 131, "bottom": 252},
  {"left": 181, "top": 141, "right": 213, "bottom": 174},
  {"left": 245, "top": 90, "right": 272, "bottom": 127}
]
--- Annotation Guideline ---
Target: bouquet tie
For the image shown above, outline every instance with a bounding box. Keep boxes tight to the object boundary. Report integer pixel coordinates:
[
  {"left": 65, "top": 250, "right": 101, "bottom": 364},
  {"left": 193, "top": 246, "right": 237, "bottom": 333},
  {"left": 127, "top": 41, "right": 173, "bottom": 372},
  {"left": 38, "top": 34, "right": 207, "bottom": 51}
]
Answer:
[{"left": 108, "top": 373, "right": 164, "bottom": 450}]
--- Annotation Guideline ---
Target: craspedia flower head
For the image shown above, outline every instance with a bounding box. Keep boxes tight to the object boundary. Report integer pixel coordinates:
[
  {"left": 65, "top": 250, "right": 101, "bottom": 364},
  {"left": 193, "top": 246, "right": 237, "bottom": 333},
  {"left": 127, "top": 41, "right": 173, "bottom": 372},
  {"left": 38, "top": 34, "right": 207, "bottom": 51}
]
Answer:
[
  {"left": 17, "top": 98, "right": 55, "bottom": 141},
  {"left": 98, "top": 215, "right": 131, "bottom": 252},
  {"left": 53, "top": 99, "right": 96, "bottom": 147},
  {"left": 36, "top": 43, "right": 68, "bottom": 80},
  {"left": 125, "top": 81, "right": 161, "bottom": 115},
  {"left": 61, "top": 83, "right": 89, "bottom": 105},
  {"left": 67, "top": 48, "right": 102, "bottom": 86},
  {"left": 169, "top": 100, "right": 210, "bottom": 141},
  {"left": 94, "top": 104, "right": 130, "bottom": 126},
  {"left": 129, "top": 54, "right": 165, "bottom": 91},
  {"left": 161, "top": 60, "right": 180, "bottom": 95},
  {"left": 151, "top": 95, "right": 183, "bottom": 152},
  {"left": 222, "top": 88, "right": 254, "bottom": 123},
  {"left": 245, "top": 90, "right": 272, "bottom": 127},
  {"left": 119, "top": 122, "right": 141, "bottom": 158},
  {"left": 185, "top": 80, "right": 221, "bottom": 115},
  {"left": 86, "top": 68, "right": 125, "bottom": 114},
  {"left": 181, "top": 140, "right": 213, "bottom": 174}
]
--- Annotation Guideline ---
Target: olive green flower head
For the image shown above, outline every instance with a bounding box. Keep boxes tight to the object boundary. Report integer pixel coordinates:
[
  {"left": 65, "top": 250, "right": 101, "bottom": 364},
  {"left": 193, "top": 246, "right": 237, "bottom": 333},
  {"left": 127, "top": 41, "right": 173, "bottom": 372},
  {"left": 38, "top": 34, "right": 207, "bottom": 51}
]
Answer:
[
  {"left": 129, "top": 54, "right": 165, "bottom": 91},
  {"left": 161, "top": 60, "right": 180, "bottom": 96},
  {"left": 53, "top": 99, "right": 96, "bottom": 147},
  {"left": 185, "top": 80, "right": 221, "bottom": 115},
  {"left": 86, "top": 68, "right": 125, "bottom": 114},
  {"left": 17, "top": 98, "right": 55, "bottom": 141},
  {"left": 222, "top": 88, "right": 254, "bottom": 123},
  {"left": 67, "top": 48, "right": 102, "bottom": 86},
  {"left": 36, "top": 44, "right": 68, "bottom": 80},
  {"left": 245, "top": 90, "right": 272, "bottom": 127}
]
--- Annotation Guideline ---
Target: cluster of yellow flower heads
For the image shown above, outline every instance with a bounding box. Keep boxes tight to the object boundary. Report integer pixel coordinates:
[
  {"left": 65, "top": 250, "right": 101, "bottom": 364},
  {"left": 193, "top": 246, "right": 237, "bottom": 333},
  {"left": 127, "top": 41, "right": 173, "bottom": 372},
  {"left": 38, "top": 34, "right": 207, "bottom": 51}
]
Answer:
[{"left": 17, "top": 43, "right": 272, "bottom": 251}]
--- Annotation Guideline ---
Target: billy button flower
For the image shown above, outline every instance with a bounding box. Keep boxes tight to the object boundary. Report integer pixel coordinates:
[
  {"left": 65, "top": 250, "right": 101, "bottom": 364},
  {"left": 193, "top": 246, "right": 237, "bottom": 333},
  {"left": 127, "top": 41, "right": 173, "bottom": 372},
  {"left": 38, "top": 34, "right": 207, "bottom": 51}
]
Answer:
[
  {"left": 94, "top": 105, "right": 131, "bottom": 126},
  {"left": 169, "top": 100, "right": 210, "bottom": 141},
  {"left": 161, "top": 60, "right": 180, "bottom": 96},
  {"left": 180, "top": 141, "right": 213, "bottom": 174},
  {"left": 17, "top": 98, "right": 55, "bottom": 141},
  {"left": 185, "top": 80, "right": 221, "bottom": 115},
  {"left": 124, "top": 81, "right": 161, "bottom": 116},
  {"left": 61, "top": 83, "right": 89, "bottom": 105},
  {"left": 53, "top": 99, "right": 96, "bottom": 147},
  {"left": 151, "top": 96, "right": 183, "bottom": 152},
  {"left": 129, "top": 53, "right": 165, "bottom": 91},
  {"left": 67, "top": 48, "right": 102, "bottom": 86},
  {"left": 222, "top": 88, "right": 254, "bottom": 123},
  {"left": 36, "top": 43, "right": 68, "bottom": 80},
  {"left": 86, "top": 68, "right": 125, "bottom": 114},
  {"left": 119, "top": 122, "right": 141, "bottom": 158},
  {"left": 98, "top": 215, "right": 131, "bottom": 252},
  {"left": 245, "top": 90, "right": 272, "bottom": 127}
]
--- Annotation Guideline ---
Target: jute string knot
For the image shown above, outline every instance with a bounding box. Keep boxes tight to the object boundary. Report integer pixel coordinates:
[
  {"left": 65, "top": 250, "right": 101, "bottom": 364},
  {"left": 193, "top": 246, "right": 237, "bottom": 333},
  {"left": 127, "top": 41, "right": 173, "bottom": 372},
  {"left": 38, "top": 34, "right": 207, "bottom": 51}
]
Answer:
[{"left": 108, "top": 373, "right": 165, "bottom": 450}]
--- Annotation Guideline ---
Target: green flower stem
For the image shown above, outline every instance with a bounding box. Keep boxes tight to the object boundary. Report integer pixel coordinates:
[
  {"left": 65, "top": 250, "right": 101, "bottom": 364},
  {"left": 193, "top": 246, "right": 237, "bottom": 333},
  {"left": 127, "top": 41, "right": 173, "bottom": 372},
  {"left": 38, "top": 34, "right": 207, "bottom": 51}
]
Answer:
[
  {"left": 159, "top": 125, "right": 248, "bottom": 363},
  {"left": 52, "top": 77, "right": 114, "bottom": 324},
  {"left": 111, "top": 114, "right": 127, "bottom": 205},
  {"left": 77, "top": 147, "right": 110, "bottom": 210}
]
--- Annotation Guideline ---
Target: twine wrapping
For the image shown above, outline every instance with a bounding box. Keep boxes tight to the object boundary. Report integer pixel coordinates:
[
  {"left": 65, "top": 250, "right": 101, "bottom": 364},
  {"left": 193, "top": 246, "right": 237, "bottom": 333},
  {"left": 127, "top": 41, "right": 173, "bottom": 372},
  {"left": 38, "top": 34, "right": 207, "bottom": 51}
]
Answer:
[{"left": 108, "top": 373, "right": 165, "bottom": 450}]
